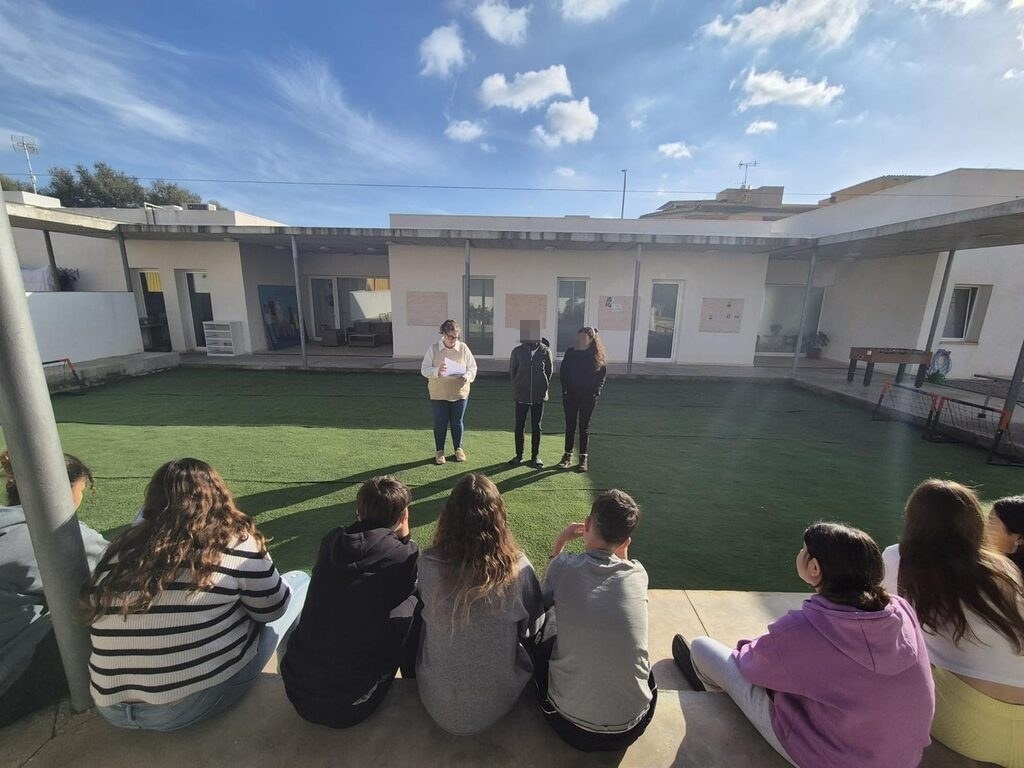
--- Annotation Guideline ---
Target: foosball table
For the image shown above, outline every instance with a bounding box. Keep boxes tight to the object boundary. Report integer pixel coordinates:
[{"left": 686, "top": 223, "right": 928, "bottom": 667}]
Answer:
[{"left": 847, "top": 347, "right": 933, "bottom": 387}]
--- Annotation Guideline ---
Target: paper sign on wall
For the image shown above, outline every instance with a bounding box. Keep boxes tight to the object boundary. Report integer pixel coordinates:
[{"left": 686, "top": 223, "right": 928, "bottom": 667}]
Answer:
[
  {"left": 699, "top": 298, "right": 744, "bottom": 333},
  {"left": 406, "top": 291, "right": 449, "bottom": 327},
  {"left": 598, "top": 295, "right": 633, "bottom": 331},
  {"left": 504, "top": 294, "right": 547, "bottom": 329}
]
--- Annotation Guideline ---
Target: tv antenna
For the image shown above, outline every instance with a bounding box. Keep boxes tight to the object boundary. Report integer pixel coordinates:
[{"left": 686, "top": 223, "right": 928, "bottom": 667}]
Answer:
[
  {"left": 11, "top": 135, "right": 39, "bottom": 193},
  {"left": 738, "top": 160, "right": 758, "bottom": 189}
]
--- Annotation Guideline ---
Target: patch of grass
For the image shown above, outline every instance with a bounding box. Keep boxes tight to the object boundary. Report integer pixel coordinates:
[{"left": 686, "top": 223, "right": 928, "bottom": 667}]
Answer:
[{"left": 5, "top": 369, "right": 1016, "bottom": 591}]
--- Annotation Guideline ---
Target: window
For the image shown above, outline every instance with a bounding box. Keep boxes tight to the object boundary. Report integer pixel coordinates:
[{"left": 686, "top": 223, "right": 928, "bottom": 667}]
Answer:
[
  {"left": 942, "top": 286, "right": 978, "bottom": 341},
  {"left": 465, "top": 277, "right": 494, "bottom": 355},
  {"left": 557, "top": 279, "right": 587, "bottom": 354}
]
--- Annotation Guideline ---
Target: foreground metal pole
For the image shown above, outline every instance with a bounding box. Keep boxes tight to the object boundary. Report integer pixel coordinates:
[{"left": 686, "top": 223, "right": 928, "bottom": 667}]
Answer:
[
  {"left": 626, "top": 243, "right": 642, "bottom": 374},
  {"left": 290, "top": 235, "right": 308, "bottom": 369},
  {"left": 923, "top": 249, "right": 956, "bottom": 353},
  {"left": 790, "top": 248, "right": 818, "bottom": 377},
  {"left": 0, "top": 200, "right": 93, "bottom": 711}
]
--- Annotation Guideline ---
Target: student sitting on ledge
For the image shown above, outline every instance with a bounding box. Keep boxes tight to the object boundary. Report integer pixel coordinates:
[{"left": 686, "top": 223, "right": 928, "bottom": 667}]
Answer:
[
  {"left": 535, "top": 489, "right": 656, "bottom": 752},
  {"left": 282, "top": 475, "right": 419, "bottom": 729}
]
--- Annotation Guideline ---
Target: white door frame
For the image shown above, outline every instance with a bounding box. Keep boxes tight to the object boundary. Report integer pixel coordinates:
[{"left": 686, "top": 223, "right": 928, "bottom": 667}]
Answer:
[
  {"left": 555, "top": 277, "right": 590, "bottom": 358},
  {"left": 178, "top": 269, "right": 211, "bottom": 351},
  {"left": 645, "top": 279, "right": 685, "bottom": 363}
]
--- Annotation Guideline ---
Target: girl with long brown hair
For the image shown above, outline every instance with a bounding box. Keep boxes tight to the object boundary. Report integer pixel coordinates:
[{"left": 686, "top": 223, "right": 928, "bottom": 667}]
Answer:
[
  {"left": 882, "top": 479, "right": 1024, "bottom": 767},
  {"left": 557, "top": 326, "right": 608, "bottom": 472},
  {"left": 82, "top": 458, "right": 308, "bottom": 731},
  {"left": 415, "top": 473, "right": 543, "bottom": 735}
]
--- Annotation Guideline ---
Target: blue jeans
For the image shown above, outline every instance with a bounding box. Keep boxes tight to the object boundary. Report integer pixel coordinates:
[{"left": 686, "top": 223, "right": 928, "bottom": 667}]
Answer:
[
  {"left": 96, "top": 571, "right": 310, "bottom": 732},
  {"left": 431, "top": 398, "right": 468, "bottom": 452}
]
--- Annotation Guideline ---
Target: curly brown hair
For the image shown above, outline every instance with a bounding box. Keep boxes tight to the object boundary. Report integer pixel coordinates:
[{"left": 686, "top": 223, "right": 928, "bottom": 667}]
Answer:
[
  {"left": 432, "top": 473, "right": 520, "bottom": 628},
  {"left": 81, "top": 458, "right": 265, "bottom": 623}
]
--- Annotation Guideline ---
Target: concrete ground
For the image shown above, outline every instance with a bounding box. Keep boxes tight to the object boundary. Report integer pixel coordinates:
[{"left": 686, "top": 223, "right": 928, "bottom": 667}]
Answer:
[{"left": 1, "top": 590, "right": 987, "bottom": 768}]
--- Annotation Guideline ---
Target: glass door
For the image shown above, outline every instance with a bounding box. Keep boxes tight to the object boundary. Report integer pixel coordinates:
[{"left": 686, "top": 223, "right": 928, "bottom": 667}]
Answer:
[
  {"left": 646, "top": 281, "right": 680, "bottom": 360},
  {"left": 309, "top": 278, "right": 337, "bottom": 340},
  {"left": 465, "top": 277, "right": 494, "bottom": 355},
  {"left": 185, "top": 271, "right": 213, "bottom": 348},
  {"left": 557, "top": 279, "right": 587, "bottom": 355},
  {"left": 755, "top": 285, "right": 824, "bottom": 354}
]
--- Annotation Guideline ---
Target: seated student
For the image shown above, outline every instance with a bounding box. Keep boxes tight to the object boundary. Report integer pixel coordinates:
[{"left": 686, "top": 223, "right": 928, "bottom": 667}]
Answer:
[
  {"left": 883, "top": 479, "right": 1024, "bottom": 768},
  {"left": 0, "top": 451, "right": 108, "bottom": 728},
  {"left": 81, "top": 458, "right": 308, "bottom": 732},
  {"left": 536, "top": 489, "right": 655, "bottom": 752},
  {"left": 415, "top": 473, "right": 543, "bottom": 735},
  {"left": 988, "top": 494, "right": 1024, "bottom": 575},
  {"left": 282, "top": 475, "right": 419, "bottom": 728},
  {"left": 674, "top": 522, "right": 934, "bottom": 768}
]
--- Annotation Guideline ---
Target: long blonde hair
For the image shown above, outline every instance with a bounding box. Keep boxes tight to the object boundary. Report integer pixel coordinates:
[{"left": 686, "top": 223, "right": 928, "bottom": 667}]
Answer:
[
  {"left": 81, "top": 458, "right": 265, "bottom": 622},
  {"left": 432, "top": 473, "right": 519, "bottom": 627}
]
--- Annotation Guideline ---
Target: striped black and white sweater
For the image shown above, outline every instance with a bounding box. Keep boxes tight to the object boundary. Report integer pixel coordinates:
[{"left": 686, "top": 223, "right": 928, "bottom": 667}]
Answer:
[{"left": 88, "top": 535, "right": 290, "bottom": 707}]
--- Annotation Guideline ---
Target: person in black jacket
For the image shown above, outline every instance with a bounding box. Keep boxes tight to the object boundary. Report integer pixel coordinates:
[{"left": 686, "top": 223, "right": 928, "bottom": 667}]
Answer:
[
  {"left": 509, "top": 320, "right": 554, "bottom": 468},
  {"left": 557, "top": 327, "right": 607, "bottom": 472},
  {"left": 281, "top": 476, "right": 419, "bottom": 729}
]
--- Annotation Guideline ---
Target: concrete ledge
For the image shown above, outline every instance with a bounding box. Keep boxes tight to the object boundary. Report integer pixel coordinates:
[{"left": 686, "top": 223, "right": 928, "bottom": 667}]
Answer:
[{"left": 44, "top": 352, "right": 180, "bottom": 392}]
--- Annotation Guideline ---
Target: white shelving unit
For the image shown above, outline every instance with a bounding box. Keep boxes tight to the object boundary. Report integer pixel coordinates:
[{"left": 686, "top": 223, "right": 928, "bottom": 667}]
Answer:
[{"left": 203, "top": 321, "right": 244, "bottom": 357}]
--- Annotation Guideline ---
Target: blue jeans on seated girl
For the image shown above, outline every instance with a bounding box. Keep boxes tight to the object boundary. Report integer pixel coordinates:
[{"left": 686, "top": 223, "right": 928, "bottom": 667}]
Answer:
[
  {"left": 96, "top": 571, "right": 310, "bottom": 732},
  {"left": 432, "top": 398, "right": 468, "bottom": 452}
]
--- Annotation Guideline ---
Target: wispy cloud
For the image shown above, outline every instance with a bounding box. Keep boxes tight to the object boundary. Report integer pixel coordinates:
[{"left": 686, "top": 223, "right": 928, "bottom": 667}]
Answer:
[
  {"left": 738, "top": 68, "right": 844, "bottom": 111},
  {"left": 897, "top": 0, "right": 988, "bottom": 13},
  {"left": 533, "top": 98, "right": 599, "bottom": 146},
  {"left": 419, "top": 24, "right": 468, "bottom": 78},
  {"left": 480, "top": 65, "right": 572, "bottom": 110},
  {"left": 473, "top": 1, "right": 531, "bottom": 45},
  {"left": 1004, "top": 68, "right": 1023, "bottom": 78},
  {"left": 0, "top": 0, "right": 202, "bottom": 143},
  {"left": 704, "top": 0, "right": 869, "bottom": 49},
  {"left": 554, "top": 166, "right": 576, "bottom": 177},
  {"left": 745, "top": 120, "right": 779, "bottom": 134},
  {"left": 658, "top": 142, "right": 694, "bottom": 159},
  {"left": 445, "top": 119, "right": 486, "bottom": 141},
  {"left": 558, "top": 0, "right": 629, "bottom": 22}
]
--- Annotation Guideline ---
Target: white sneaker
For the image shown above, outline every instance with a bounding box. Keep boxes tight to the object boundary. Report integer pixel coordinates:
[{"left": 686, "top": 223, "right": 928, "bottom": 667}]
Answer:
[
  {"left": 454, "top": 448, "right": 467, "bottom": 462},
  {"left": 435, "top": 451, "right": 446, "bottom": 465}
]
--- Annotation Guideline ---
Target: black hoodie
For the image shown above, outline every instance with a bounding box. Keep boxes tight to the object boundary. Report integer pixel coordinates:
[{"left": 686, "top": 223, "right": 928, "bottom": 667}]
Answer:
[{"left": 281, "top": 521, "right": 418, "bottom": 717}]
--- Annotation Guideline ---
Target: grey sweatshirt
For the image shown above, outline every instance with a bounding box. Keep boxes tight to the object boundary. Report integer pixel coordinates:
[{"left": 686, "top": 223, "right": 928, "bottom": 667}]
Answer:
[
  {"left": 415, "top": 550, "right": 543, "bottom": 735},
  {"left": 0, "top": 505, "right": 108, "bottom": 695}
]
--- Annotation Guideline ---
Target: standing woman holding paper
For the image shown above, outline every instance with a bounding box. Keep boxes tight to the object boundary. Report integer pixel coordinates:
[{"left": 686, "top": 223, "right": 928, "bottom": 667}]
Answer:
[{"left": 421, "top": 319, "right": 478, "bottom": 465}]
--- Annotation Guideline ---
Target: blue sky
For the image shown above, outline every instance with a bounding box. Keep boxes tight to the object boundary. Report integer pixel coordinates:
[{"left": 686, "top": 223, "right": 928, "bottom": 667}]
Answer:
[{"left": 1, "top": 0, "right": 1023, "bottom": 225}]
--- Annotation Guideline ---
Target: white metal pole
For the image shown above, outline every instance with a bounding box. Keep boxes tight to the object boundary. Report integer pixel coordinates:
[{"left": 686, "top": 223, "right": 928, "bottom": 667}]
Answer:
[
  {"left": 290, "top": 235, "right": 308, "bottom": 369},
  {"left": 790, "top": 249, "right": 818, "bottom": 377},
  {"left": 626, "top": 243, "right": 642, "bottom": 374}
]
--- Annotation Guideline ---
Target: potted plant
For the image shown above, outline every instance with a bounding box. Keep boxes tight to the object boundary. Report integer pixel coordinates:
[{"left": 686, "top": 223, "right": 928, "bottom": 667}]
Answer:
[{"left": 802, "top": 331, "right": 830, "bottom": 359}]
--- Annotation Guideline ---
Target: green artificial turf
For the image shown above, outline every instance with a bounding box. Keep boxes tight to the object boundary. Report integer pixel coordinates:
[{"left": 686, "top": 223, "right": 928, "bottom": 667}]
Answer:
[{"left": 6, "top": 368, "right": 1019, "bottom": 591}]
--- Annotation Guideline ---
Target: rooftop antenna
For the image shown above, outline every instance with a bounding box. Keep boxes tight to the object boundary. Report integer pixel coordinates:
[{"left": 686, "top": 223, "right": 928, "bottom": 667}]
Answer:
[
  {"left": 10, "top": 135, "right": 39, "bottom": 193},
  {"left": 738, "top": 160, "right": 758, "bottom": 190}
]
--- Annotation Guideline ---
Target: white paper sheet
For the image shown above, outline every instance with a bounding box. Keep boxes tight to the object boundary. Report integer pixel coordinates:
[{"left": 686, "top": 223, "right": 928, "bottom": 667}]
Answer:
[{"left": 442, "top": 360, "right": 467, "bottom": 377}]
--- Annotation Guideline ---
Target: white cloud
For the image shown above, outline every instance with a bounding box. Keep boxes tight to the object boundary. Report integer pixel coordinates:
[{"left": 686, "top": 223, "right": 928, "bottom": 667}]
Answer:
[
  {"left": 1012, "top": 0, "right": 1024, "bottom": 7},
  {"left": 445, "top": 119, "right": 485, "bottom": 142},
  {"left": 554, "top": 166, "right": 576, "bottom": 177},
  {"left": 533, "top": 97, "right": 599, "bottom": 146},
  {"left": 745, "top": 120, "right": 779, "bottom": 134},
  {"left": 703, "top": 0, "right": 868, "bottom": 49},
  {"left": 629, "top": 98, "right": 655, "bottom": 130},
  {"left": 657, "top": 141, "right": 694, "bottom": 159},
  {"left": 559, "top": 0, "right": 628, "bottom": 22},
  {"left": 1004, "top": 68, "right": 1023, "bottom": 78},
  {"left": 480, "top": 64, "right": 572, "bottom": 110},
  {"left": 479, "top": 142, "right": 497, "bottom": 153},
  {"left": 738, "top": 68, "right": 844, "bottom": 110},
  {"left": 1020, "top": 22, "right": 1024, "bottom": 49},
  {"left": 419, "top": 24, "right": 468, "bottom": 78},
  {"left": 897, "top": 0, "right": 988, "bottom": 13},
  {"left": 473, "top": 1, "right": 531, "bottom": 45}
]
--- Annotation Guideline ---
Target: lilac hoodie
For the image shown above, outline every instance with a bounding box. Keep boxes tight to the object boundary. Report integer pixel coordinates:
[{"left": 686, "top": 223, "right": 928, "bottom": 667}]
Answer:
[{"left": 734, "top": 594, "right": 934, "bottom": 768}]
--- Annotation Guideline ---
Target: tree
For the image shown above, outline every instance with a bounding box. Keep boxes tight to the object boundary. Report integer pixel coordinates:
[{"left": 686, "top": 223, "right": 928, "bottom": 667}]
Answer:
[
  {"left": 147, "top": 179, "right": 201, "bottom": 207},
  {"left": 44, "top": 163, "right": 145, "bottom": 207},
  {"left": 0, "top": 173, "right": 35, "bottom": 192}
]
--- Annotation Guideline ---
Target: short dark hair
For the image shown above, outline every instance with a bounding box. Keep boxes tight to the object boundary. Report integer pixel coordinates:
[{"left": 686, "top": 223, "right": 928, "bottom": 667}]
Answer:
[
  {"left": 356, "top": 475, "right": 411, "bottom": 528},
  {"left": 0, "top": 450, "right": 94, "bottom": 507},
  {"left": 590, "top": 489, "right": 640, "bottom": 545},
  {"left": 439, "top": 319, "right": 460, "bottom": 335}
]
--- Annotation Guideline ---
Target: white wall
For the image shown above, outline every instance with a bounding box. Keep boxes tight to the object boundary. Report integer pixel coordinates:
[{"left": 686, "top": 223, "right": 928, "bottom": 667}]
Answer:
[
  {"left": 389, "top": 244, "right": 769, "bottom": 364},
  {"left": 13, "top": 228, "right": 126, "bottom": 291},
  {"left": 26, "top": 292, "right": 143, "bottom": 363},
  {"left": 390, "top": 212, "right": 776, "bottom": 237}
]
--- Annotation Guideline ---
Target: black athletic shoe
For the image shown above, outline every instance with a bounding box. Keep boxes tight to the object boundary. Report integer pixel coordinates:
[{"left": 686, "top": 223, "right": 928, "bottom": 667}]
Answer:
[
  {"left": 672, "top": 634, "right": 706, "bottom": 692},
  {"left": 508, "top": 455, "right": 523, "bottom": 466},
  {"left": 577, "top": 454, "right": 589, "bottom": 472},
  {"left": 528, "top": 457, "right": 545, "bottom": 469},
  {"left": 557, "top": 453, "right": 572, "bottom": 469}
]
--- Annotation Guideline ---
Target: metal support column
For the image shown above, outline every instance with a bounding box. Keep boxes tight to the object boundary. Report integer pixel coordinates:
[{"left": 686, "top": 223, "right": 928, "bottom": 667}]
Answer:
[
  {"left": 116, "top": 231, "right": 132, "bottom": 292},
  {"left": 790, "top": 249, "right": 819, "bottom": 377},
  {"left": 0, "top": 196, "right": 94, "bottom": 711},
  {"left": 626, "top": 244, "right": 642, "bottom": 374},
  {"left": 464, "top": 240, "right": 471, "bottom": 330},
  {"left": 923, "top": 249, "right": 956, "bottom": 354},
  {"left": 42, "top": 229, "right": 58, "bottom": 286},
  {"left": 290, "top": 235, "right": 308, "bottom": 369}
]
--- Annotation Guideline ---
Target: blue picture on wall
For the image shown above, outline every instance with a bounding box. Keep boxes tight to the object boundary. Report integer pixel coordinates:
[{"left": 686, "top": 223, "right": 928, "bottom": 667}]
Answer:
[{"left": 258, "top": 285, "right": 301, "bottom": 350}]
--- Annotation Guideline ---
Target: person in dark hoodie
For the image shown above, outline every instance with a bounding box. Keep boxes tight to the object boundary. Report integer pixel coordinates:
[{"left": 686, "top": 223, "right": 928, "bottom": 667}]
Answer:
[
  {"left": 672, "top": 522, "right": 934, "bottom": 768},
  {"left": 557, "top": 327, "right": 607, "bottom": 473},
  {"left": 0, "top": 450, "right": 108, "bottom": 727},
  {"left": 509, "top": 319, "right": 553, "bottom": 469},
  {"left": 281, "top": 475, "right": 419, "bottom": 729}
]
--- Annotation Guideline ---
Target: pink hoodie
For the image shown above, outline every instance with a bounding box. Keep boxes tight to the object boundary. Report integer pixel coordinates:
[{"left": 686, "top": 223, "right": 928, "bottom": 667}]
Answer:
[{"left": 734, "top": 594, "right": 934, "bottom": 768}]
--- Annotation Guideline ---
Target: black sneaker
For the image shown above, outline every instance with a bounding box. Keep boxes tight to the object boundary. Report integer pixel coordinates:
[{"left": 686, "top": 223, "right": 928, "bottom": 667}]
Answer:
[
  {"left": 672, "top": 635, "right": 706, "bottom": 692},
  {"left": 557, "top": 453, "right": 572, "bottom": 470},
  {"left": 577, "top": 454, "right": 589, "bottom": 472},
  {"left": 508, "top": 455, "right": 523, "bottom": 466},
  {"left": 528, "top": 457, "right": 545, "bottom": 469}
]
